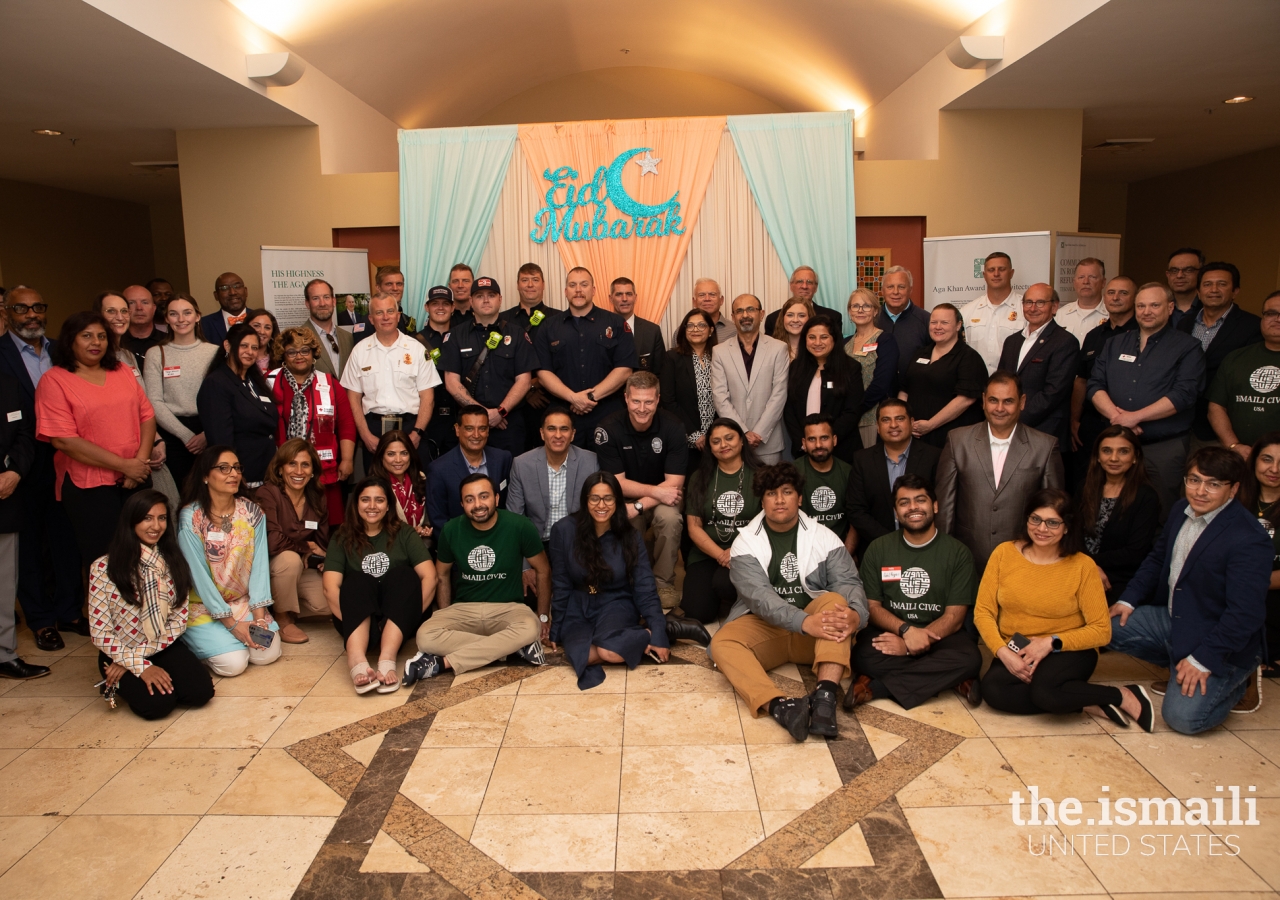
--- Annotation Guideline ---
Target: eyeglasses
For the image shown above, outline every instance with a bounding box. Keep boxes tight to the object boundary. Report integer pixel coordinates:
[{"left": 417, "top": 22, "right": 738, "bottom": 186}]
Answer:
[
  {"left": 215, "top": 283, "right": 245, "bottom": 293},
  {"left": 849, "top": 304, "right": 875, "bottom": 312},
  {"left": 1184, "top": 474, "right": 1229, "bottom": 491},
  {"left": 734, "top": 307, "right": 762, "bottom": 315},
  {"left": 212, "top": 463, "right": 243, "bottom": 475},
  {"left": 685, "top": 323, "right": 709, "bottom": 332},
  {"left": 1165, "top": 266, "right": 1199, "bottom": 276},
  {"left": 7, "top": 303, "right": 47, "bottom": 315},
  {"left": 791, "top": 279, "right": 817, "bottom": 286},
  {"left": 1027, "top": 514, "right": 1064, "bottom": 529},
  {"left": 586, "top": 495, "right": 617, "bottom": 506},
  {"left": 1263, "top": 310, "right": 1280, "bottom": 320},
  {"left": 1022, "top": 299, "right": 1054, "bottom": 309},
  {"left": 283, "top": 348, "right": 313, "bottom": 358}
]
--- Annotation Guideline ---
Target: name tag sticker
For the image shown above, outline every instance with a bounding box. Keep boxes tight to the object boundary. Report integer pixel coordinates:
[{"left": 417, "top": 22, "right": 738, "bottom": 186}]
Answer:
[
  {"left": 260, "top": 395, "right": 272, "bottom": 402},
  {"left": 916, "top": 357, "right": 931, "bottom": 365},
  {"left": 500, "top": 479, "right": 508, "bottom": 491},
  {"left": 825, "top": 381, "right": 834, "bottom": 389},
  {"left": 5, "top": 411, "right": 20, "bottom": 422},
  {"left": 316, "top": 404, "right": 334, "bottom": 416},
  {"left": 163, "top": 366, "right": 181, "bottom": 378},
  {"left": 207, "top": 530, "right": 225, "bottom": 542},
  {"left": 317, "top": 449, "right": 335, "bottom": 461},
  {"left": 304, "top": 520, "right": 319, "bottom": 530},
  {"left": 863, "top": 342, "right": 878, "bottom": 351},
  {"left": 881, "top": 566, "right": 902, "bottom": 582},
  {"left": 1119, "top": 353, "right": 1137, "bottom": 362}
]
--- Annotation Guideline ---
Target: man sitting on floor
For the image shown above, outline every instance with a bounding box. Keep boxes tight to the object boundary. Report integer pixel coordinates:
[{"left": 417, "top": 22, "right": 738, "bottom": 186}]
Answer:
[
  {"left": 847, "top": 474, "right": 982, "bottom": 711},
  {"left": 405, "top": 474, "right": 550, "bottom": 682},
  {"left": 710, "top": 462, "right": 867, "bottom": 741}
]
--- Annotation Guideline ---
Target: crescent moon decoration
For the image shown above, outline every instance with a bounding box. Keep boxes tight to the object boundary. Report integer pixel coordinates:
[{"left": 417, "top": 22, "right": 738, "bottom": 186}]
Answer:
[
  {"left": 604, "top": 148, "right": 678, "bottom": 219},
  {"left": 529, "top": 147, "right": 684, "bottom": 243}
]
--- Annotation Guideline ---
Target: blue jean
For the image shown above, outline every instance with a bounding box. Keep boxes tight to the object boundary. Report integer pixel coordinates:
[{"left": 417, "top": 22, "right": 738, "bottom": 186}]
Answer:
[{"left": 1107, "top": 604, "right": 1258, "bottom": 734}]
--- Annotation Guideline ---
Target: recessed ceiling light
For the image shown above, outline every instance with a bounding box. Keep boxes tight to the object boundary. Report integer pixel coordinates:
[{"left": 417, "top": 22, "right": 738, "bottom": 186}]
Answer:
[
  {"left": 32, "top": 128, "right": 62, "bottom": 136},
  {"left": 1224, "top": 95, "right": 1254, "bottom": 104}
]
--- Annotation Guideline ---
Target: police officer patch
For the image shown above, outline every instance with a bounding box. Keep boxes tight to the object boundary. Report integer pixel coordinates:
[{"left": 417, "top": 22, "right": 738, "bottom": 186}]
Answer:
[
  {"left": 810, "top": 486, "right": 837, "bottom": 512},
  {"left": 594, "top": 427, "right": 609, "bottom": 445},
  {"left": 651, "top": 437, "right": 663, "bottom": 454},
  {"left": 503, "top": 335, "right": 512, "bottom": 346},
  {"left": 605, "top": 326, "right": 613, "bottom": 339},
  {"left": 899, "top": 567, "right": 931, "bottom": 600}
]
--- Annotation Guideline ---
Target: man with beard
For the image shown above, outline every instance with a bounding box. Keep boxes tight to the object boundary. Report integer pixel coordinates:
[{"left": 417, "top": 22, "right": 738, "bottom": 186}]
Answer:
[
  {"left": 405, "top": 473, "right": 550, "bottom": 682},
  {"left": 425, "top": 405, "right": 513, "bottom": 533},
  {"left": 847, "top": 475, "right": 982, "bottom": 710},
  {"left": 301, "top": 278, "right": 354, "bottom": 378},
  {"left": 793, "top": 415, "right": 854, "bottom": 552}
]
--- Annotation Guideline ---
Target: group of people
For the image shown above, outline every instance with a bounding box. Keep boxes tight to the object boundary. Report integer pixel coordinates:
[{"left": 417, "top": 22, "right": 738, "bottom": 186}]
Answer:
[{"left": 0, "top": 248, "right": 1272, "bottom": 742}]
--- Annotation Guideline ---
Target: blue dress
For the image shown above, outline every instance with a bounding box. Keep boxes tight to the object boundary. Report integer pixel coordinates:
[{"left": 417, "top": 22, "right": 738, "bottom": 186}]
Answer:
[{"left": 548, "top": 518, "right": 669, "bottom": 689}]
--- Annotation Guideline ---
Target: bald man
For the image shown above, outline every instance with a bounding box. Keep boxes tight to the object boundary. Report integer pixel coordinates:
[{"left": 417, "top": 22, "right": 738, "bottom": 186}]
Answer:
[
  {"left": 201, "top": 271, "right": 249, "bottom": 345},
  {"left": 693, "top": 278, "right": 734, "bottom": 345},
  {"left": 121, "top": 285, "right": 163, "bottom": 369}
]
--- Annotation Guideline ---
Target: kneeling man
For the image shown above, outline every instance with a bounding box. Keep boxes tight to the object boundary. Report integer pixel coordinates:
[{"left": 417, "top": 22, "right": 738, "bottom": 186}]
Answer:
[
  {"left": 848, "top": 475, "right": 982, "bottom": 711},
  {"left": 406, "top": 474, "right": 551, "bottom": 682},
  {"left": 710, "top": 463, "right": 867, "bottom": 741}
]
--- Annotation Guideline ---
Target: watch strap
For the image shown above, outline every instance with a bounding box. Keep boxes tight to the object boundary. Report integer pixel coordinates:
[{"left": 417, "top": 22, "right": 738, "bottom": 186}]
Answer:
[{"left": 898, "top": 622, "right": 911, "bottom": 638}]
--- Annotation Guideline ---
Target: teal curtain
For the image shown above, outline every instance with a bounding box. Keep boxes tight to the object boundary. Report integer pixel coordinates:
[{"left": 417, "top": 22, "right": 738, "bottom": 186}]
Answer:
[
  {"left": 727, "top": 112, "right": 856, "bottom": 318},
  {"left": 399, "top": 125, "right": 517, "bottom": 325}
]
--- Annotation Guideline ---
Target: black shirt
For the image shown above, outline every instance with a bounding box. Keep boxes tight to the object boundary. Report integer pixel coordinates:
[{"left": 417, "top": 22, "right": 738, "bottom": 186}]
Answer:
[
  {"left": 739, "top": 338, "right": 757, "bottom": 379},
  {"left": 1086, "top": 324, "right": 1205, "bottom": 444},
  {"left": 439, "top": 318, "right": 538, "bottom": 409},
  {"left": 120, "top": 329, "right": 162, "bottom": 370},
  {"left": 533, "top": 305, "right": 638, "bottom": 391},
  {"left": 595, "top": 409, "right": 688, "bottom": 485},
  {"left": 875, "top": 302, "right": 932, "bottom": 380},
  {"left": 901, "top": 340, "right": 987, "bottom": 447},
  {"left": 1077, "top": 316, "right": 1138, "bottom": 381},
  {"left": 499, "top": 302, "right": 553, "bottom": 335}
]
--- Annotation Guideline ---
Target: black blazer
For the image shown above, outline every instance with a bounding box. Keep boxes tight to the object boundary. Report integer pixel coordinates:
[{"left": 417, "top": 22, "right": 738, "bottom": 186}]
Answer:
[
  {"left": 196, "top": 364, "right": 279, "bottom": 483},
  {"left": 630, "top": 316, "right": 666, "bottom": 375},
  {"left": 784, "top": 360, "right": 865, "bottom": 463},
  {"left": 660, "top": 351, "right": 708, "bottom": 438},
  {"left": 1081, "top": 482, "right": 1160, "bottom": 603},
  {"left": 0, "top": 334, "right": 57, "bottom": 490},
  {"left": 0, "top": 374, "right": 35, "bottom": 533},
  {"left": 846, "top": 438, "right": 941, "bottom": 546},
  {"left": 1176, "top": 305, "right": 1262, "bottom": 439},
  {"left": 997, "top": 319, "right": 1079, "bottom": 446}
]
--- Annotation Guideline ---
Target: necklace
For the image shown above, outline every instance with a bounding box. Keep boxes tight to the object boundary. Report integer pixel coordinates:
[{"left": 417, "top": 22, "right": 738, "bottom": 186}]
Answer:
[{"left": 710, "top": 463, "right": 746, "bottom": 545}]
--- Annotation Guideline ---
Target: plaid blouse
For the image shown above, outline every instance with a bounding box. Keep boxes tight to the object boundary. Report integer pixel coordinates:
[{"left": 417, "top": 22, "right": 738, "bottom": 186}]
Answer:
[{"left": 89, "top": 557, "right": 187, "bottom": 675}]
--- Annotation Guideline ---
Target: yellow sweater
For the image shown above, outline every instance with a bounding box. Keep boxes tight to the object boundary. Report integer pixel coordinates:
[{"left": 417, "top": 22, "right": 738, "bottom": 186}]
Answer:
[{"left": 973, "top": 542, "right": 1111, "bottom": 656}]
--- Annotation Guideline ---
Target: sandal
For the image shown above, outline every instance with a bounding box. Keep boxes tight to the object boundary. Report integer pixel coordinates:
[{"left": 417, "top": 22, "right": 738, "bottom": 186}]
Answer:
[
  {"left": 351, "top": 662, "right": 378, "bottom": 694},
  {"left": 376, "top": 659, "right": 401, "bottom": 694}
]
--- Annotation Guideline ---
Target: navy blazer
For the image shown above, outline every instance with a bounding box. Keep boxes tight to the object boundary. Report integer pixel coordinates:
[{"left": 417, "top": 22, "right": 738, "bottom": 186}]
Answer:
[
  {"left": 0, "top": 333, "right": 57, "bottom": 482},
  {"left": 426, "top": 444, "right": 512, "bottom": 533},
  {"left": 1117, "top": 498, "right": 1271, "bottom": 674},
  {"left": 201, "top": 311, "right": 228, "bottom": 347},
  {"left": 0, "top": 374, "right": 36, "bottom": 533},
  {"left": 998, "top": 319, "right": 1080, "bottom": 446}
]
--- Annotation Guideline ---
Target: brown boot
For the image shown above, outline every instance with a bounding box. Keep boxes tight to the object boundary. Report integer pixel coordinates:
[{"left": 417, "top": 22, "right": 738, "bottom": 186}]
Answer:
[
  {"left": 1231, "top": 668, "right": 1262, "bottom": 714},
  {"left": 841, "top": 674, "right": 873, "bottom": 711}
]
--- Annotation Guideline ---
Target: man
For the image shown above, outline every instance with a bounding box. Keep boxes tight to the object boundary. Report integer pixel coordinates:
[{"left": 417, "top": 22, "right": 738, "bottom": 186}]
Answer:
[
  {"left": 693, "top": 278, "right": 735, "bottom": 344},
  {"left": 1055, "top": 258, "right": 1109, "bottom": 343},
  {"left": 499, "top": 263, "right": 555, "bottom": 452},
  {"left": 959, "top": 252, "right": 1024, "bottom": 375},
  {"left": 0, "top": 371, "right": 44, "bottom": 678},
  {"left": 426, "top": 405, "right": 513, "bottom": 533},
  {"left": 508, "top": 408, "right": 597, "bottom": 545},
  {"left": 847, "top": 398, "right": 941, "bottom": 548},
  {"left": 710, "top": 463, "right": 867, "bottom": 741},
  {"left": 936, "top": 372, "right": 1064, "bottom": 571},
  {"left": 351, "top": 267, "right": 416, "bottom": 343},
  {"left": 793, "top": 415, "right": 854, "bottom": 552},
  {"left": 120, "top": 285, "right": 164, "bottom": 368},
  {"left": 1209, "top": 290, "right": 1280, "bottom": 457},
  {"left": 341, "top": 291, "right": 442, "bottom": 468},
  {"left": 439, "top": 276, "right": 537, "bottom": 455},
  {"left": 1088, "top": 283, "right": 1205, "bottom": 514},
  {"left": 609, "top": 277, "right": 665, "bottom": 375},
  {"left": 710, "top": 294, "right": 790, "bottom": 464},
  {"left": 0, "top": 287, "right": 85, "bottom": 650},
  {"left": 848, "top": 475, "right": 981, "bottom": 711},
  {"left": 997, "top": 283, "right": 1079, "bottom": 447},
  {"left": 1109, "top": 448, "right": 1271, "bottom": 732},
  {"left": 301, "top": 278, "right": 355, "bottom": 378},
  {"left": 147, "top": 277, "right": 175, "bottom": 311},
  {"left": 201, "top": 271, "right": 250, "bottom": 345},
  {"left": 416, "top": 285, "right": 459, "bottom": 456},
  {"left": 533, "top": 267, "right": 637, "bottom": 448},
  {"left": 449, "top": 263, "right": 475, "bottom": 324},
  {"left": 1166, "top": 247, "right": 1204, "bottom": 327},
  {"left": 595, "top": 371, "right": 687, "bottom": 610},
  {"left": 874, "top": 266, "right": 931, "bottom": 379},
  {"left": 1071, "top": 276, "right": 1139, "bottom": 479},
  {"left": 764, "top": 266, "right": 846, "bottom": 338},
  {"left": 1176, "top": 262, "right": 1261, "bottom": 451},
  {"left": 405, "top": 473, "right": 550, "bottom": 682}
]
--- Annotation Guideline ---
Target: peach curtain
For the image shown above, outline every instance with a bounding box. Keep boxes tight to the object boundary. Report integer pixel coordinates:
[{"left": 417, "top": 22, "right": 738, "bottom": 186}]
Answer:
[{"left": 517, "top": 117, "right": 726, "bottom": 324}]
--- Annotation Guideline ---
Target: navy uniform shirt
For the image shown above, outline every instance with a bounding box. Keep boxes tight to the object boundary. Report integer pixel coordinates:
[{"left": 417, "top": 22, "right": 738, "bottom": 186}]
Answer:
[
  {"left": 1086, "top": 323, "right": 1205, "bottom": 443},
  {"left": 417, "top": 326, "right": 458, "bottom": 451},
  {"left": 439, "top": 317, "right": 538, "bottom": 410},
  {"left": 595, "top": 408, "right": 688, "bottom": 485},
  {"left": 534, "top": 304, "right": 638, "bottom": 440},
  {"left": 499, "top": 302, "right": 553, "bottom": 336}
]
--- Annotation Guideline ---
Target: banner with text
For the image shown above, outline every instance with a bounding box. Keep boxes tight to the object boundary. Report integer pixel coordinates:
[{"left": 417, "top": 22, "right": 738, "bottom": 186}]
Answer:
[
  {"left": 923, "top": 231, "right": 1051, "bottom": 310},
  {"left": 1052, "top": 232, "right": 1122, "bottom": 306},
  {"left": 260, "top": 246, "right": 370, "bottom": 328}
]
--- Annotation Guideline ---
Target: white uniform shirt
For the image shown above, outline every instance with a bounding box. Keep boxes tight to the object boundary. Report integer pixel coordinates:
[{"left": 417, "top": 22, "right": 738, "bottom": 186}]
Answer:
[
  {"left": 340, "top": 331, "right": 441, "bottom": 415},
  {"left": 1056, "top": 301, "right": 1108, "bottom": 344},
  {"left": 960, "top": 293, "right": 1024, "bottom": 374}
]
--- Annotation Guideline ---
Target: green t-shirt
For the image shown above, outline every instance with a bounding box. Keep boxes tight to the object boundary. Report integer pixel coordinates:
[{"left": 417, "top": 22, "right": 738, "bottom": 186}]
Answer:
[
  {"left": 1206, "top": 342, "right": 1280, "bottom": 448},
  {"left": 766, "top": 523, "right": 812, "bottom": 610},
  {"left": 795, "top": 456, "right": 851, "bottom": 540},
  {"left": 687, "top": 465, "right": 761, "bottom": 565},
  {"left": 437, "top": 510, "right": 544, "bottom": 604},
  {"left": 325, "top": 526, "right": 430, "bottom": 579},
  {"left": 859, "top": 530, "right": 976, "bottom": 626}
]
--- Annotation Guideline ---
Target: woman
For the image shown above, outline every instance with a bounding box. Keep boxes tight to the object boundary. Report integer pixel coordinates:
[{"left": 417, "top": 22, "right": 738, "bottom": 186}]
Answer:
[
  {"left": 784, "top": 318, "right": 864, "bottom": 462},
  {"left": 1078, "top": 426, "right": 1160, "bottom": 603},
  {"left": 197, "top": 322, "right": 279, "bottom": 486},
  {"left": 845, "top": 289, "right": 900, "bottom": 450},
  {"left": 974, "top": 489, "right": 1154, "bottom": 731},
  {"left": 549, "top": 472, "right": 670, "bottom": 690},
  {"left": 772, "top": 296, "right": 812, "bottom": 360},
  {"left": 90, "top": 490, "right": 214, "bottom": 719},
  {"left": 368, "top": 430, "right": 432, "bottom": 545},
  {"left": 144, "top": 294, "right": 216, "bottom": 492},
  {"left": 1244, "top": 432, "right": 1280, "bottom": 677},
  {"left": 323, "top": 477, "right": 436, "bottom": 693},
  {"left": 269, "top": 327, "right": 356, "bottom": 523},
  {"left": 177, "top": 446, "right": 282, "bottom": 676},
  {"left": 899, "top": 303, "right": 986, "bottom": 448},
  {"left": 247, "top": 308, "right": 281, "bottom": 372},
  {"left": 256, "top": 439, "right": 331, "bottom": 644},
  {"left": 36, "top": 310, "right": 157, "bottom": 575},
  {"left": 660, "top": 309, "right": 719, "bottom": 476},
  {"left": 683, "top": 419, "right": 762, "bottom": 623}
]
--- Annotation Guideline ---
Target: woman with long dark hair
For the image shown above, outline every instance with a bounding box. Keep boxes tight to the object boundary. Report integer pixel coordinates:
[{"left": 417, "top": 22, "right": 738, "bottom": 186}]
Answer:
[
  {"left": 91, "top": 489, "right": 214, "bottom": 719},
  {"left": 1077, "top": 426, "right": 1160, "bottom": 603},
  {"left": 784, "top": 318, "right": 864, "bottom": 462},
  {"left": 1243, "top": 432, "right": 1280, "bottom": 677},
  {"left": 368, "top": 430, "right": 431, "bottom": 545},
  {"left": 683, "top": 418, "right": 762, "bottom": 623},
  {"left": 660, "top": 308, "right": 719, "bottom": 475},
  {"left": 247, "top": 308, "right": 282, "bottom": 372},
  {"left": 196, "top": 322, "right": 278, "bottom": 486}
]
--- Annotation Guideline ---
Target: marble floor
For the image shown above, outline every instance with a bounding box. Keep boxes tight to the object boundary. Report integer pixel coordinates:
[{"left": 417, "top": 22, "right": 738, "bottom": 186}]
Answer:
[{"left": 2, "top": 616, "right": 1279, "bottom": 900}]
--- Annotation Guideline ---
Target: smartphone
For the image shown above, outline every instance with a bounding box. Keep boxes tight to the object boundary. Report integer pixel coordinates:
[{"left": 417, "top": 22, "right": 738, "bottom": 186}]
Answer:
[
  {"left": 1006, "top": 633, "right": 1031, "bottom": 653},
  {"left": 249, "top": 623, "right": 276, "bottom": 648},
  {"left": 646, "top": 649, "right": 665, "bottom": 664},
  {"left": 306, "top": 553, "right": 326, "bottom": 570}
]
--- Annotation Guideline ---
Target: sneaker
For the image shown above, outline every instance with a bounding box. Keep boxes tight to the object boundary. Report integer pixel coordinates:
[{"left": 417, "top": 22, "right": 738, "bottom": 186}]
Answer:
[
  {"left": 808, "top": 686, "right": 838, "bottom": 737},
  {"left": 769, "top": 696, "right": 811, "bottom": 742},
  {"left": 1231, "top": 668, "right": 1263, "bottom": 714},
  {"left": 515, "top": 640, "right": 546, "bottom": 667},
  {"left": 1126, "top": 683, "right": 1155, "bottom": 733},
  {"left": 402, "top": 652, "right": 444, "bottom": 686}
]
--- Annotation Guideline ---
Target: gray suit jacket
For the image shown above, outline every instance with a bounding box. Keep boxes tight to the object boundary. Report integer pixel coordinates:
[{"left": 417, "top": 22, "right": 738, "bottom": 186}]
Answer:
[
  {"left": 508, "top": 444, "right": 599, "bottom": 539},
  {"left": 710, "top": 333, "right": 790, "bottom": 456},
  {"left": 935, "top": 422, "right": 1064, "bottom": 571},
  {"left": 303, "top": 319, "right": 354, "bottom": 379}
]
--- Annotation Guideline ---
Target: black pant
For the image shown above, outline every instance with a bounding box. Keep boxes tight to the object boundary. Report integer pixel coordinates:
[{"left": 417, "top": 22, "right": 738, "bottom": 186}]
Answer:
[
  {"left": 17, "top": 476, "right": 82, "bottom": 630},
  {"left": 335, "top": 567, "right": 423, "bottom": 650},
  {"left": 682, "top": 557, "right": 737, "bottom": 623},
  {"left": 1267, "top": 590, "right": 1280, "bottom": 667},
  {"left": 484, "top": 408, "right": 525, "bottom": 455},
  {"left": 158, "top": 415, "right": 202, "bottom": 495},
  {"left": 97, "top": 642, "right": 214, "bottom": 720},
  {"left": 982, "top": 648, "right": 1122, "bottom": 715},
  {"left": 853, "top": 628, "right": 983, "bottom": 709},
  {"left": 61, "top": 476, "right": 143, "bottom": 568}
]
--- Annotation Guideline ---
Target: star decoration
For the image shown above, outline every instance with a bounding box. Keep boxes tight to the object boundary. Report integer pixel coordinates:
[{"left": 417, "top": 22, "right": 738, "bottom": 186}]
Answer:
[{"left": 635, "top": 150, "right": 661, "bottom": 176}]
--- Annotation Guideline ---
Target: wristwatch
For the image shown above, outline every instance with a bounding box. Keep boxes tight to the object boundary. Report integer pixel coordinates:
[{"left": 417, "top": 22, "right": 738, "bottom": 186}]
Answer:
[
  {"left": 587, "top": 390, "right": 597, "bottom": 402},
  {"left": 1051, "top": 635, "right": 1063, "bottom": 652},
  {"left": 498, "top": 406, "right": 508, "bottom": 418},
  {"left": 539, "top": 614, "right": 549, "bottom": 623},
  {"left": 411, "top": 426, "right": 425, "bottom": 437},
  {"left": 898, "top": 622, "right": 911, "bottom": 638},
  {"left": 634, "top": 500, "right": 644, "bottom": 514}
]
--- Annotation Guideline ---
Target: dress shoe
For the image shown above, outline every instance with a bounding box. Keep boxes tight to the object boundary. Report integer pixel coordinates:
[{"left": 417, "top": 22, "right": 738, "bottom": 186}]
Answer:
[
  {"left": 808, "top": 685, "right": 838, "bottom": 737},
  {"left": 1231, "top": 668, "right": 1262, "bottom": 714},
  {"left": 663, "top": 614, "right": 711, "bottom": 646},
  {"left": 277, "top": 622, "right": 309, "bottom": 644},
  {"left": 842, "top": 674, "right": 873, "bottom": 711},
  {"left": 0, "top": 658, "right": 51, "bottom": 679},
  {"left": 769, "top": 695, "right": 811, "bottom": 742},
  {"left": 57, "top": 618, "right": 91, "bottom": 637},
  {"left": 34, "top": 626, "right": 64, "bottom": 652},
  {"left": 955, "top": 678, "right": 981, "bottom": 708},
  {"left": 1148, "top": 679, "right": 1167, "bottom": 696},
  {"left": 1126, "top": 683, "right": 1155, "bottom": 733}
]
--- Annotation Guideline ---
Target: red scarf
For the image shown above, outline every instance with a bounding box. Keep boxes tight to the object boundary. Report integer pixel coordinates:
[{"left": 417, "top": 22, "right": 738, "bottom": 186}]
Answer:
[{"left": 391, "top": 473, "right": 423, "bottom": 528}]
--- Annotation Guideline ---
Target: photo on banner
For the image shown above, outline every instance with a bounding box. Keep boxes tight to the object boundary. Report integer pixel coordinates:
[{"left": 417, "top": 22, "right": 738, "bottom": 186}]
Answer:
[{"left": 260, "top": 245, "right": 371, "bottom": 328}]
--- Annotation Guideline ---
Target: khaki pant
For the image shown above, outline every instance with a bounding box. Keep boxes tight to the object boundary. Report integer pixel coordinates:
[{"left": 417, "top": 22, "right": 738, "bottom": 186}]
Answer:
[
  {"left": 270, "top": 551, "right": 330, "bottom": 617},
  {"left": 415, "top": 602, "right": 540, "bottom": 674},
  {"left": 631, "top": 504, "right": 682, "bottom": 600},
  {"left": 710, "top": 592, "right": 853, "bottom": 716}
]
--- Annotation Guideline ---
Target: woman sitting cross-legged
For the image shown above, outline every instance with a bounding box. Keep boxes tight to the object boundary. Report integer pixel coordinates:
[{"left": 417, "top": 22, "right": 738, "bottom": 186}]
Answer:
[
  {"left": 90, "top": 489, "right": 214, "bottom": 719},
  {"left": 177, "top": 445, "right": 283, "bottom": 676},
  {"left": 974, "top": 488, "right": 1155, "bottom": 731},
  {"left": 323, "top": 476, "right": 437, "bottom": 694},
  {"left": 549, "top": 471, "right": 671, "bottom": 690}
]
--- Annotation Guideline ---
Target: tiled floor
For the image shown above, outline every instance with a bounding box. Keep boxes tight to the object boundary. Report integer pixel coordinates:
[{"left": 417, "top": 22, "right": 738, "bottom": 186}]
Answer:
[{"left": 1, "top": 615, "right": 1278, "bottom": 900}]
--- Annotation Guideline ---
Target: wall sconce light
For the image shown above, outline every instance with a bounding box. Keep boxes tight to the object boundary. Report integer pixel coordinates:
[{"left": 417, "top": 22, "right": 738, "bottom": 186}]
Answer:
[
  {"left": 246, "top": 52, "right": 306, "bottom": 87},
  {"left": 946, "top": 36, "right": 1004, "bottom": 69}
]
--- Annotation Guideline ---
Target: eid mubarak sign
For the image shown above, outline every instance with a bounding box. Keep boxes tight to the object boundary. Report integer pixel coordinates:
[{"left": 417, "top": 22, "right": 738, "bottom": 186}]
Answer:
[{"left": 530, "top": 148, "right": 685, "bottom": 244}]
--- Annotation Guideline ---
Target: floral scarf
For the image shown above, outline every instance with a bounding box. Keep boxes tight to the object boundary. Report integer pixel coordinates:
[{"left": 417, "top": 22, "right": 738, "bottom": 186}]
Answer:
[
  {"left": 391, "top": 473, "right": 424, "bottom": 528},
  {"left": 284, "top": 369, "right": 315, "bottom": 440}
]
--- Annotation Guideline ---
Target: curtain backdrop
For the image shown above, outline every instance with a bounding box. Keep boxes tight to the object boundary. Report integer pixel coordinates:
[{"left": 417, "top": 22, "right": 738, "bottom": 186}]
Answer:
[
  {"left": 727, "top": 111, "right": 856, "bottom": 314},
  {"left": 399, "top": 125, "right": 517, "bottom": 325},
  {"left": 516, "top": 117, "right": 725, "bottom": 324}
]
